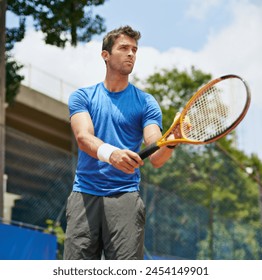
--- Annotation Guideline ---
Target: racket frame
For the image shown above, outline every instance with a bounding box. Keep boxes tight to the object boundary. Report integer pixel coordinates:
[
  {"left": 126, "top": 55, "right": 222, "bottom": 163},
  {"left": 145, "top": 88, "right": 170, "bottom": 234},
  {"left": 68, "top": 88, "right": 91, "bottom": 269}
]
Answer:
[{"left": 139, "top": 74, "right": 251, "bottom": 159}]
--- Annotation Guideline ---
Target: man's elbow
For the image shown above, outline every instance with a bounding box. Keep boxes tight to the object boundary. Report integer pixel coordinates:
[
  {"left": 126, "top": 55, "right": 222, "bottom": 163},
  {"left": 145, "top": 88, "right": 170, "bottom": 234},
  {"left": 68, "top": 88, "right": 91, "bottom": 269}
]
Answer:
[{"left": 75, "top": 134, "right": 87, "bottom": 151}]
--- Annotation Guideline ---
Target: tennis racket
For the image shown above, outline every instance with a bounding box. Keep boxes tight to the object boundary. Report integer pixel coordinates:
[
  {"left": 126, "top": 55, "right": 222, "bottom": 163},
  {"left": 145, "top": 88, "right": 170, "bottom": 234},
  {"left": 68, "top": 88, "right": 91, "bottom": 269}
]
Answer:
[{"left": 139, "top": 74, "right": 251, "bottom": 159}]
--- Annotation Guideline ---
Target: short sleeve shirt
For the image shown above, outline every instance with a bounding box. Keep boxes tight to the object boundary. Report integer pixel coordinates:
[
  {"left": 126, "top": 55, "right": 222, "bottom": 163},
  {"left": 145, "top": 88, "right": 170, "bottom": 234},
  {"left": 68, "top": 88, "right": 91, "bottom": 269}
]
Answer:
[{"left": 68, "top": 82, "right": 162, "bottom": 196}]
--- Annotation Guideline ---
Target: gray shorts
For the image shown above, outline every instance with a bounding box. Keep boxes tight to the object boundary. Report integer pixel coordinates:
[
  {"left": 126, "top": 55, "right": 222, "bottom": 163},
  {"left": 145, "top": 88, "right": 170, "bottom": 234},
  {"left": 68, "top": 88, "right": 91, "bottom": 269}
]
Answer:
[{"left": 63, "top": 191, "right": 146, "bottom": 260}]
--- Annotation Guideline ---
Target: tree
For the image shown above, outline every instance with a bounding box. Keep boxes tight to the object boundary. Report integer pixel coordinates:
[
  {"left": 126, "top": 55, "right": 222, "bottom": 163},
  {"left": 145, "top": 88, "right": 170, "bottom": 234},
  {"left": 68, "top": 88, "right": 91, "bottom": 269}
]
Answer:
[{"left": 5, "top": 14, "right": 25, "bottom": 104}]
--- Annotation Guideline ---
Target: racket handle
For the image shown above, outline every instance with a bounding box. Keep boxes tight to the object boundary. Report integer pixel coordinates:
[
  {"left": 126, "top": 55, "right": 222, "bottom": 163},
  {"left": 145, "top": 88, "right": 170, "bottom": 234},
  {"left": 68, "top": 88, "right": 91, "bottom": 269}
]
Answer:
[{"left": 138, "top": 142, "right": 160, "bottom": 159}]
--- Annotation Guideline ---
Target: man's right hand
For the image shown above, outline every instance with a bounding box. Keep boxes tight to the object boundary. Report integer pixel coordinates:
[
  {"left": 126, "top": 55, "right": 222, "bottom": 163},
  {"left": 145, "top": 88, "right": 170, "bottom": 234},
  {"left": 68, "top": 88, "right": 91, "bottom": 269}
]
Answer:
[{"left": 109, "top": 149, "right": 144, "bottom": 174}]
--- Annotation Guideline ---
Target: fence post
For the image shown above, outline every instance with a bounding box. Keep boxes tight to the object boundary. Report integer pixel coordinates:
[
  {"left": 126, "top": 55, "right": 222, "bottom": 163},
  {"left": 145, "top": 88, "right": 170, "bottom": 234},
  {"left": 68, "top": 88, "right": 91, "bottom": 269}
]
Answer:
[
  {"left": 60, "top": 79, "right": 63, "bottom": 102},
  {"left": 0, "top": 0, "right": 7, "bottom": 218}
]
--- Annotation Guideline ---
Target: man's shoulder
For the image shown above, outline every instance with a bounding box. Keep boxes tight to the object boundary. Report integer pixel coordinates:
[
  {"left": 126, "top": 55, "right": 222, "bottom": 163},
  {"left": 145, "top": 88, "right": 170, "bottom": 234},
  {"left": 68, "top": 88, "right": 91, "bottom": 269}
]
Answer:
[
  {"left": 128, "top": 83, "right": 151, "bottom": 97},
  {"left": 75, "top": 82, "right": 102, "bottom": 93},
  {"left": 70, "top": 82, "right": 103, "bottom": 98}
]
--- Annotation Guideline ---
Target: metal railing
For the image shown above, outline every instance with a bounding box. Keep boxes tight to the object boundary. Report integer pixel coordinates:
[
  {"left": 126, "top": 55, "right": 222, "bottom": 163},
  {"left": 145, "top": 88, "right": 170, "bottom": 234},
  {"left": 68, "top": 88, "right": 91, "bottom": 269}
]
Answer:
[{"left": 18, "top": 62, "right": 78, "bottom": 104}]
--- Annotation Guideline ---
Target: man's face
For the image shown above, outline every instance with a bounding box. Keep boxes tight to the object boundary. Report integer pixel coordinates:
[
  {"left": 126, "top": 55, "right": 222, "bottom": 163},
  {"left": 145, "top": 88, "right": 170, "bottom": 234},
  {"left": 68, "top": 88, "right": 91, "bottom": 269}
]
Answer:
[{"left": 104, "top": 34, "right": 138, "bottom": 76}]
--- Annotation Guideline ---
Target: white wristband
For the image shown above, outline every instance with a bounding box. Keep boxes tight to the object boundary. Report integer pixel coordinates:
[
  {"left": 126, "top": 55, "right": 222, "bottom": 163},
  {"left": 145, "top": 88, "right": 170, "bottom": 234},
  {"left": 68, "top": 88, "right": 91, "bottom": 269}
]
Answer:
[{"left": 97, "top": 143, "right": 120, "bottom": 164}]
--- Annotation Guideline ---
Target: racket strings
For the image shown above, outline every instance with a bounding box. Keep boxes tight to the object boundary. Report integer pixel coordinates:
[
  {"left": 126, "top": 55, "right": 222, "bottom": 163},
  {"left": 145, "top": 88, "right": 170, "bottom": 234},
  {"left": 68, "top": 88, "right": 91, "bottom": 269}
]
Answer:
[{"left": 182, "top": 85, "right": 235, "bottom": 141}]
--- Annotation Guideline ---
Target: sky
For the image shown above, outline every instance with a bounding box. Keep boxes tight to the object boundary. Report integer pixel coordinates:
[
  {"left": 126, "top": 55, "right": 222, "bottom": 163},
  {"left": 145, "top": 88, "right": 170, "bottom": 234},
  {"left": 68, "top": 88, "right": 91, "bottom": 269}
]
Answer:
[{"left": 7, "top": 0, "right": 262, "bottom": 160}]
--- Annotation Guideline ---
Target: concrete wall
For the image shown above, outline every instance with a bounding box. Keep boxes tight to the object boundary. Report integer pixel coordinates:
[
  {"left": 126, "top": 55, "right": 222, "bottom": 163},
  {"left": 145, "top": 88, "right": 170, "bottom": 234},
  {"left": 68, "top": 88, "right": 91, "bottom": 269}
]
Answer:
[{"left": 6, "top": 85, "right": 72, "bottom": 151}]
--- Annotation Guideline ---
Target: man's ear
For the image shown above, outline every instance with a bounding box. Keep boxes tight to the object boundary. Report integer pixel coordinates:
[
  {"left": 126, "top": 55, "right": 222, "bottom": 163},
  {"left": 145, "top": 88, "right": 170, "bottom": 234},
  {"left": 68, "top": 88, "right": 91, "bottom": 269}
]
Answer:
[{"left": 101, "top": 50, "right": 109, "bottom": 61}]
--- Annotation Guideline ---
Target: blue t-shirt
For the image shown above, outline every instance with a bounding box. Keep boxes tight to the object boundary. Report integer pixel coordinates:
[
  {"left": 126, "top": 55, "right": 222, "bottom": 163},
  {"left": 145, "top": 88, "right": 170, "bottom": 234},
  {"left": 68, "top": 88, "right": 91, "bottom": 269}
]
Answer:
[{"left": 68, "top": 82, "right": 162, "bottom": 196}]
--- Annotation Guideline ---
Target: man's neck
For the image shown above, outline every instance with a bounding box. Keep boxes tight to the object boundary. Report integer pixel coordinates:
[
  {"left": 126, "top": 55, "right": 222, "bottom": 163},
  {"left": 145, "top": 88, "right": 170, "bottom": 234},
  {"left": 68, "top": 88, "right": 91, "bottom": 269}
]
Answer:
[{"left": 103, "top": 74, "right": 129, "bottom": 92}]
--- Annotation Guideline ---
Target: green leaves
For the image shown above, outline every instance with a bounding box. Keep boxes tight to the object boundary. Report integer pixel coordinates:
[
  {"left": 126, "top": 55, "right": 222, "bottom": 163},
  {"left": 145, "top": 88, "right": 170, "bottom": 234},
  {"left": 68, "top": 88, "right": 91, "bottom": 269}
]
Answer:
[
  {"left": 142, "top": 67, "right": 212, "bottom": 131},
  {"left": 7, "top": 0, "right": 107, "bottom": 48},
  {"left": 5, "top": 57, "right": 24, "bottom": 104}
]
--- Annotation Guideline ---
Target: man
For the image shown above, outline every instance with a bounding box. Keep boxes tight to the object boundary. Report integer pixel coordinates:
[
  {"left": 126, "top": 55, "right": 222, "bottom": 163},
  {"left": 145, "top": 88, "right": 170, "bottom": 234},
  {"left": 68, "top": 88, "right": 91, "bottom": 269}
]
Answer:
[{"left": 64, "top": 25, "right": 179, "bottom": 260}]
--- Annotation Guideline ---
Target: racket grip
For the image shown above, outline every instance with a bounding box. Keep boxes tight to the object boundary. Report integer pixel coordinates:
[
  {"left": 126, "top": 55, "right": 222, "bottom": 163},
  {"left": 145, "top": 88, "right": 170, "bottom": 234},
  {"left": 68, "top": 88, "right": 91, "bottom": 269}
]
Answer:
[{"left": 138, "top": 143, "right": 160, "bottom": 159}]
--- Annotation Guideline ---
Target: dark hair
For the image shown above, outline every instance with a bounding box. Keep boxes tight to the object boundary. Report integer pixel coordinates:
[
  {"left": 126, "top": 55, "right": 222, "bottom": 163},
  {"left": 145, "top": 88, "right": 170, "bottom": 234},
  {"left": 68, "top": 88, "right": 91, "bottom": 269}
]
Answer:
[{"left": 102, "top": 25, "right": 141, "bottom": 53}]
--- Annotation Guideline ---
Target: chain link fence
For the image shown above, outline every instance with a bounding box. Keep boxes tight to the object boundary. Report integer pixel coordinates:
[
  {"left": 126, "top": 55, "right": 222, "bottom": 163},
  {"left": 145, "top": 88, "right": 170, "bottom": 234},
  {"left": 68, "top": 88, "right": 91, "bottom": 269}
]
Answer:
[
  {"left": 5, "top": 126, "right": 74, "bottom": 229},
  {"left": 4, "top": 126, "right": 262, "bottom": 259},
  {"left": 140, "top": 183, "right": 262, "bottom": 260}
]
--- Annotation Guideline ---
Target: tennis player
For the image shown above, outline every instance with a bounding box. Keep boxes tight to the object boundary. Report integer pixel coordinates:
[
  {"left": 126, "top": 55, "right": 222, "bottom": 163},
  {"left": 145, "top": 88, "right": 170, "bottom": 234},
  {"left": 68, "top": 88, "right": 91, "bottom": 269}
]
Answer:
[{"left": 63, "top": 25, "right": 179, "bottom": 260}]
